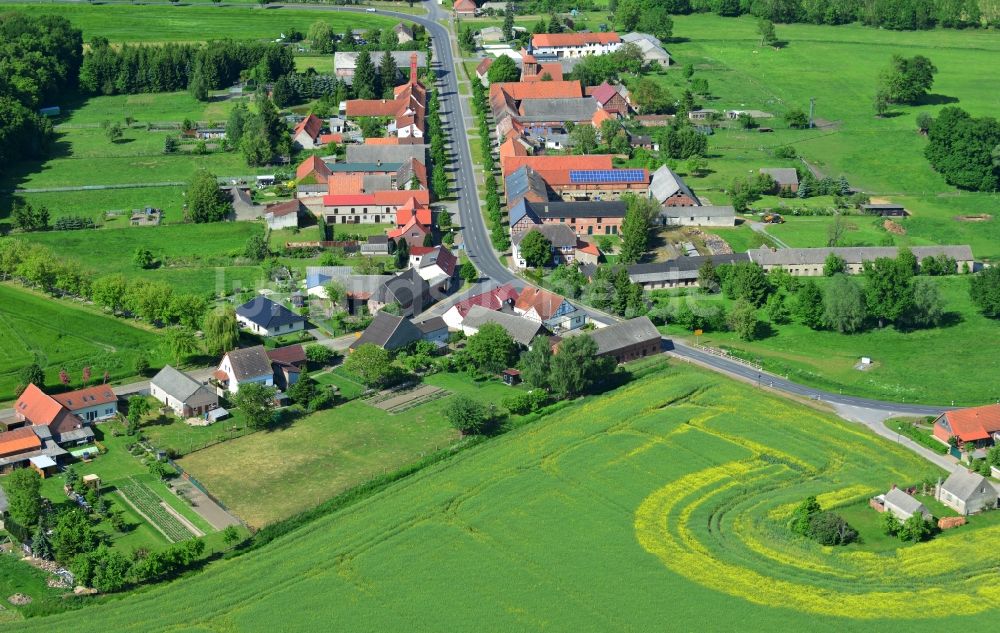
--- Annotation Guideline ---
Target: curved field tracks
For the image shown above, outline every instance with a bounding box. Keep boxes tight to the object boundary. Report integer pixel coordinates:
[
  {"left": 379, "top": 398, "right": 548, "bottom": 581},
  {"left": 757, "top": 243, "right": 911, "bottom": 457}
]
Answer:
[{"left": 15, "top": 365, "right": 1000, "bottom": 631}]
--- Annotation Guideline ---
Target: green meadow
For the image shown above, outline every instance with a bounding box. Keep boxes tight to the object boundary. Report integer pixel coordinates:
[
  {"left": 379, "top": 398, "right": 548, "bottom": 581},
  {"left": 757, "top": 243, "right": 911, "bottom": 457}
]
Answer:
[
  {"left": 16, "top": 364, "right": 1000, "bottom": 631},
  {"left": 651, "top": 14, "right": 1000, "bottom": 260}
]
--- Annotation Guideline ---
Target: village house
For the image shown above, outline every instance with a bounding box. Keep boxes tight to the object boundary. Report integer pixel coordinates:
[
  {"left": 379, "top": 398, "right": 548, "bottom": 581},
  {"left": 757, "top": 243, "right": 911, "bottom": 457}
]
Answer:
[
  {"left": 216, "top": 346, "right": 275, "bottom": 394},
  {"left": 931, "top": 404, "right": 1000, "bottom": 451},
  {"left": 305, "top": 266, "right": 392, "bottom": 314},
  {"left": 442, "top": 283, "right": 520, "bottom": 329},
  {"left": 514, "top": 286, "right": 585, "bottom": 332},
  {"left": 558, "top": 316, "right": 661, "bottom": 364},
  {"left": 389, "top": 217, "right": 432, "bottom": 249},
  {"left": 500, "top": 148, "right": 609, "bottom": 179},
  {"left": 747, "top": 245, "right": 975, "bottom": 276},
  {"left": 345, "top": 54, "right": 427, "bottom": 142},
  {"left": 235, "top": 296, "right": 306, "bottom": 337},
  {"left": 509, "top": 199, "right": 629, "bottom": 238},
  {"left": 759, "top": 168, "right": 800, "bottom": 194},
  {"left": 658, "top": 206, "right": 737, "bottom": 228},
  {"left": 937, "top": 470, "right": 998, "bottom": 515},
  {"left": 453, "top": 0, "right": 477, "bottom": 16},
  {"left": 150, "top": 365, "right": 219, "bottom": 419},
  {"left": 519, "top": 49, "right": 564, "bottom": 82},
  {"left": 50, "top": 385, "right": 119, "bottom": 423},
  {"left": 351, "top": 312, "right": 423, "bottom": 352},
  {"left": 322, "top": 189, "right": 431, "bottom": 225},
  {"left": 292, "top": 114, "right": 324, "bottom": 149},
  {"left": 370, "top": 268, "right": 434, "bottom": 317},
  {"left": 409, "top": 245, "right": 458, "bottom": 291},
  {"left": 267, "top": 344, "right": 307, "bottom": 391},
  {"left": 415, "top": 316, "right": 450, "bottom": 346},
  {"left": 511, "top": 224, "right": 579, "bottom": 269},
  {"left": 590, "top": 81, "right": 631, "bottom": 116},
  {"left": 530, "top": 32, "right": 622, "bottom": 58},
  {"left": 461, "top": 305, "right": 550, "bottom": 348},
  {"left": 394, "top": 22, "right": 415, "bottom": 44}
]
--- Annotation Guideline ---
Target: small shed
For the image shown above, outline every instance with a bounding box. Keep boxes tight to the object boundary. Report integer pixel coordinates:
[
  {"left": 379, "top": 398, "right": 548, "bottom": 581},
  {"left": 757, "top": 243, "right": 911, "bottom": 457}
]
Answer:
[
  {"left": 82, "top": 474, "right": 102, "bottom": 490},
  {"left": 29, "top": 455, "right": 58, "bottom": 478},
  {"left": 861, "top": 203, "right": 909, "bottom": 217},
  {"left": 881, "top": 487, "right": 931, "bottom": 521},
  {"left": 502, "top": 369, "right": 522, "bottom": 385}
]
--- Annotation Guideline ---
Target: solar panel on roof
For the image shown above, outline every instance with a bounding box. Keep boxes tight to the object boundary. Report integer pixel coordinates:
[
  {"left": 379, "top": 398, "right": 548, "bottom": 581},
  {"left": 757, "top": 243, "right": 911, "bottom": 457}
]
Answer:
[{"left": 568, "top": 169, "right": 646, "bottom": 184}]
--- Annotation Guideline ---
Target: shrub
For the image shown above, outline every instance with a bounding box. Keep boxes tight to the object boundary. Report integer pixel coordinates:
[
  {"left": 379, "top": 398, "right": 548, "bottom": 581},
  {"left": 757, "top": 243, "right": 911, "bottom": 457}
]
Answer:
[{"left": 807, "top": 511, "right": 858, "bottom": 546}]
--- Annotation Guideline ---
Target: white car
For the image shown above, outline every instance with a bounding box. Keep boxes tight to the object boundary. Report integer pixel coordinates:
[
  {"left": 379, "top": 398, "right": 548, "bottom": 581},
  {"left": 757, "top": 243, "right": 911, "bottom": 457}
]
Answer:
[{"left": 366, "top": 7, "right": 377, "bottom": 12}]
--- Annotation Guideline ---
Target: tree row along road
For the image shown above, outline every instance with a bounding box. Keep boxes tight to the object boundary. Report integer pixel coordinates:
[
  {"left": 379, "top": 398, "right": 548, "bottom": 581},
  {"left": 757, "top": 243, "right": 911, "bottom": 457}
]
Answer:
[{"left": 23, "top": 0, "right": 954, "bottom": 416}]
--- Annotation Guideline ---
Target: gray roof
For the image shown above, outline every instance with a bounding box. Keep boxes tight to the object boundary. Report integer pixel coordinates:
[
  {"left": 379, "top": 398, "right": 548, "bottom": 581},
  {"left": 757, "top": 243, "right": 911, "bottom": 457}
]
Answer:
[
  {"left": 367, "top": 235, "right": 389, "bottom": 245},
  {"left": 236, "top": 296, "right": 305, "bottom": 330},
  {"left": 328, "top": 162, "right": 402, "bottom": 173},
  {"left": 529, "top": 200, "right": 628, "bottom": 220},
  {"left": 346, "top": 144, "right": 427, "bottom": 166},
  {"left": 463, "top": 305, "right": 548, "bottom": 347},
  {"left": 659, "top": 205, "right": 736, "bottom": 219},
  {"left": 883, "top": 488, "right": 928, "bottom": 517},
  {"left": 649, "top": 165, "right": 698, "bottom": 204},
  {"left": 151, "top": 365, "right": 206, "bottom": 402},
  {"left": 512, "top": 223, "right": 578, "bottom": 248},
  {"left": 224, "top": 346, "right": 274, "bottom": 381},
  {"left": 627, "top": 253, "right": 750, "bottom": 283},
  {"left": 759, "top": 168, "right": 799, "bottom": 187},
  {"left": 747, "top": 245, "right": 975, "bottom": 267},
  {"left": 621, "top": 32, "right": 671, "bottom": 61},
  {"left": 375, "top": 268, "right": 433, "bottom": 316},
  {"left": 416, "top": 316, "right": 448, "bottom": 334},
  {"left": 566, "top": 317, "right": 661, "bottom": 357},
  {"left": 941, "top": 470, "right": 994, "bottom": 502},
  {"left": 306, "top": 266, "right": 392, "bottom": 294},
  {"left": 505, "top": 166, "right": 549, "bottom": 204},
  {"left": 518, "top": 98, "right": 598, "bottom": 122},
  {"left": 54, "top": 427, "right": 95, "bottom": 445},
  {"left": 0, "top": 484, "right": 8, "bottom": 514},
  {"left": 363, "top": 174, "right": 394, "bottom": 192},
  {"left": 334, "top": 51, "right": 427, "bottom": 72},
  {"left": 350, "top": 312, "right": 422, "bottom": 351}
]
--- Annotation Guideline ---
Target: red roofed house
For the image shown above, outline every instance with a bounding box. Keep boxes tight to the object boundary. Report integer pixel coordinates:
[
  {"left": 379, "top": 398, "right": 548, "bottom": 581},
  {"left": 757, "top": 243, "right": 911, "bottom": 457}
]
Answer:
[
  {"left": 296, "top": 155, "right": 332, "bottom": 184},
  {"left": 292, "top": 114, "right": 324, "bottom": 149},
  {"left": 933, "top": 404, "right": 1000, "bottom": 450},
  {"left": 531, "top": 32, "right": 622, "bottom": 58},
  {"left": 365, "top": 137, "right": 400, "bottom": 145},
  {"left": 475, "top": 57, "right": 493, "bottom": 86},
  {"left": 388, "top": 217, "right": 431, "bottom": 249},
  {"left": 520, "top": 49, "right": 563, "bottom": 82},
  {"left": 514, "top": 286, "right": 585, "bottom": 332},
  {"left": 395, "top": 196, "right": 432, "bottom": 227},
  {"left": 501, "top": 154, "right": 613, "bottom": 178},
  {"left": 442, "top": 283, "right": 520, "bottom": 328},
  {"left": 326, "top": 174, "right": 365, "bottom": 196},
  {"left": 575, "top": 241, "right": 602, "bottom": 265},
  {"left": 322, "top": 189, "right": 430, "bottom": 225},
  {"left": 49, "top": 385, "right": 119, "bottom": 423},
  {"left": 319, "top": 133, "right": 343, "bottom": 145},
  {"left": 590, "top": 81, "right": 631, "bottom": 116},
  {"left": 592, "top": 108, "right": 616, "bottom": 128},
  {"left": 454, "top": 0, "right": 477, "bottom": 15},
  {"left": 346, "top": 53, "right": 426, "bottom": 143}
]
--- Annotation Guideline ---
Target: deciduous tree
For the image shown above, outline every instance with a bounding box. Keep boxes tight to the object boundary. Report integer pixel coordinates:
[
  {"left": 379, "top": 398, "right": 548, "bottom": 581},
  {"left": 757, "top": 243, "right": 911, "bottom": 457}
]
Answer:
[
  {"left": 466, "top": 323, "right": 518, "bottom": 374},
  {"left": 823, "top": 274, "right": 867, "bottom": 333},
  {"left": 231, "top": 382, "right": 276, "bottom": 429}
]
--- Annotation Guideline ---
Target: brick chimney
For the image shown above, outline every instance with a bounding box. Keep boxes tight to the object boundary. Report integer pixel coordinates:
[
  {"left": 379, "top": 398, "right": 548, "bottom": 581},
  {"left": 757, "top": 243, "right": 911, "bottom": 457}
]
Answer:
[{"left": 410, "top": 52, "right": 418, "bottom": 84}]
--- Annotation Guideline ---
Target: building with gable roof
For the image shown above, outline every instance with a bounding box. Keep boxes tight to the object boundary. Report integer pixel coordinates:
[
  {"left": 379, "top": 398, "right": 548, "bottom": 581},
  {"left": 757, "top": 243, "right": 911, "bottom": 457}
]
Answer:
[
  {"left": 511, "top": 224, "right": 579, "bottom": 269},
  {"left": 878, "top": 487, "right": 932, "bottom": 521},
  {"left": 345, "top": 53, "right": 427, "bottom": 142},
  {"left": 509, "top": 199, "right": 629, "bottom": 237},
  {"left": 150, "top": 365, "right": 219, "bottom": 418},
  {"left": 558, "top": 316, "right": 661, "bottom": 363},
  {"left": 442, "top": 284, "right": 520, "bottom": 329},
  {"left": 621, "top": 32, "right": 671, "bottom": 67},
  {"left": 350, "top": 312, "right": 423, "bottom": 352},
  {"left": 649, "top": 164, "right": 700, "bottom": 207},
  {"left": 460, "top": 305, "right": 550, "bottom": 347},
  {"left": 932, "top": 404, "right": 1000, "bottom": 450},
  {"left": 216, "top": 346, "right": 275, "bottom": 393},
  {"left": 937, "top": 469, "right": 998, "bottom": 515},
  {"left": 531, "top": 32, "right": 622, "bottom": 58},
  {"left": 292, "top": 114, "right": 324, "bottom": 149},
  {"left": 590, "top": 81, "right": 630, "bottom": 116},
  {"left": 409, "top": 245, "right": 458, "bottom": 290},
  {"left": 760, "top": 167, "right": 800, "bottom": 193},
  {"left": 747, "top": 245, "right": 975, "bottom": 276},
  {"left": 236, "top": 296, "right": 306, "bottom": 337},
  {"left": 514, "top": 286, "right": 584, "bottom": 331}
]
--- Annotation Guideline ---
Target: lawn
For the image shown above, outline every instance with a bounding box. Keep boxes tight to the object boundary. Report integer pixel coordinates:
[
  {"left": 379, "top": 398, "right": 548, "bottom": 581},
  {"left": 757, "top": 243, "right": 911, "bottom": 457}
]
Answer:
[
  {"left": 176, "top": 372, "right": 516, "bottom": 527},
  {"left": 0, "top": 554, "right": 69, "bottom": 621},
  {"left": 0, "top": 284, "right": 169, "bottom": 403},
  {"left": 655, "top": 14, "right": 1000, "bottom": 261},
  {"left": 313, "top": 366, "right": 367, "bottom": 400},
  {"left": 20, "top": 364, "right": 1000, "bottom": 631},
  {"left": 0, "top": 4, "right": 396, "bottom": 42},
  {"left": 658, "top": 275, "right": 1000, "bottom": 405}
]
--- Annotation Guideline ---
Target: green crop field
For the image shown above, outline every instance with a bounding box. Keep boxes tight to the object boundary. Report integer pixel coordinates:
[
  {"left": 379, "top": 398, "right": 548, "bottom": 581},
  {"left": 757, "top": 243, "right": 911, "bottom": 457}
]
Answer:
[
  {"left": 0, "top": 3, "right": 395, "bottom": 43},
  {"left": 18, "top": 221, "right": 267, "bottom": 296},
  {"left": 177, "top": 373, "right": 515, "bottom": 527},
  {"left": 0, "top": 284, "right": 168, "bottom": 402},
  {"left": 652, "top": 14, "right": 1000, "bottom": 260},
  {"left": 657, "top": 275, "right": 1000, "bottom": 405},
  {"left": 16, "top": 363, "right": 1000, "bottom": 631}
]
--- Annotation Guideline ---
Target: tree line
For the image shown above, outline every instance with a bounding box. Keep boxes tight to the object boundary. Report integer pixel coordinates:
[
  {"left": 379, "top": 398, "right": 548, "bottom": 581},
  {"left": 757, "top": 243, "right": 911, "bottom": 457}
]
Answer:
[
  {"left": 79, "top": 39, "right": 295, "bottom": 98},
  {"left": 0, "top": 13, "right": 82, "bottom": 172},
  {"left": 646, "top": 0, "right": 995, "bottom": 29}
]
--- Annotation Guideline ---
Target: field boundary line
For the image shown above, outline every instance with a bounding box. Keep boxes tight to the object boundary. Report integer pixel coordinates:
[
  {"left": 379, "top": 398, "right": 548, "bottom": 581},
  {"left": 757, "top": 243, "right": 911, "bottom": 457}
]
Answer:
[{"left": 160, "top": 501, "right": 204, "bottom": 538}]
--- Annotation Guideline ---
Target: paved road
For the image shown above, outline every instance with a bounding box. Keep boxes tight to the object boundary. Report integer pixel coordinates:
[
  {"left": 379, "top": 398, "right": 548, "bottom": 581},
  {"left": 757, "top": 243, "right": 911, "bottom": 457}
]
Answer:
[{"left": 750, "top": 221, "right": 791, "bottom": 249}]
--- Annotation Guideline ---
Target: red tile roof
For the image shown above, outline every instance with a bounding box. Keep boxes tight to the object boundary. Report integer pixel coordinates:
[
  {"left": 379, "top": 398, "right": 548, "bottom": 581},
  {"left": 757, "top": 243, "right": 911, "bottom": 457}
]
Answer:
[
  {"left": 501, "top": 154, "right": 614, "bottom": 177},
  {"left": 52, "top": 385, "right": 118, "bottom": 411},
  {"left": 476, "top": 57, "right": 493, "bottom": 76},
  {"left": 590, "top": 81, "right": 618, "bottom": 105},
  {"left": 365, "top": 137, "right": 400, "bottom": 145},
  {"left": 296, "top": 155, "right": 331, "bottom": 183},
  {"left": 577, "top": 242, "right": 601, "bottom": 256},
  {"left": 592, "top": 108, "right": 615, "bottom": 127},
  {"left": 532, "top": 32, "right": 621, "bottom": 47},
  {"left": 267, "top": 344, "right": 307, "bottom": 367},
  {"left": 515, "top": 286, "right": 568, "bottom": 321},
  {"left": 388, "top": 217, "right": 430, "bottom": 240},
  {"left": 523, "top": 63, "right": 563, "bottom": 82},
  {"left": 452, "top": 283, "right": 520, "bottom": 318},
  {"left": 454, "top": 0, "right": 477, "bottom": 13},
  {"left": 327, "top": 174, "right": 365, "bottom": 195},
  {"left": 395, "top": 196, "right": 432, "bottom": 226},
  {"left": 346, "top": 99, "right": 400, "bottom": 117},
  {"left": 490, "top": 81, "right": 583, "bottom": 103},
  {"left": 323, "top": 194, "right": 376, "bottom": 206},
  {"left": 499, "top": 136, "right": 529, "bottom": 159},
  {"left": 267, "top": 199, "right": 304, "bottom": 217},
  {"left": 15, "top": 384, "right": 65, "bottom": 427},
  {"left": 374, "top": 189, "right": 430, "bottom": 206},
  {"left": 409, "top": 246, "right": 435, "bottom": 256},
  {"left": 537, "top": 167, "right": 648, "bottom": 186},
  {"left": 294, "top": 114, "right": 323, "bottom": 141},
  {"left": 938, "top": 404, "right": 1000, "bottom": 442},
  {"left": 0, "top": 426, "right": 42, "bottom": 458},
  {"left": 319, "top": 133, "right": 343, "bottom": 145}
]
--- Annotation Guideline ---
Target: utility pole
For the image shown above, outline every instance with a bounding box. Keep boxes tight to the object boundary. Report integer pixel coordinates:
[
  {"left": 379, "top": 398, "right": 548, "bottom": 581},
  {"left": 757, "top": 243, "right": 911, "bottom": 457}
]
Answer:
[{"left": 808, "top": 97, "right": 815, "bottom": 129}]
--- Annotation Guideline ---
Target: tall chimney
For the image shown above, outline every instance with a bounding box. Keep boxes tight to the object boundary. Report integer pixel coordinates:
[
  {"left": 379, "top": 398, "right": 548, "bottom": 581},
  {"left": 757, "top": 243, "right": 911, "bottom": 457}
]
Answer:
[{"left": 410, "top": 52, "right": 418, "bottom": 84}]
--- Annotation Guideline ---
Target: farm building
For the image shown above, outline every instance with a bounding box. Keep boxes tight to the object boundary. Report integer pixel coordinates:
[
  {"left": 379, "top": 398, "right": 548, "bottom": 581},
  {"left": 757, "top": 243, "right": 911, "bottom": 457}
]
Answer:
[
  {"left": 936, "top": 470, "right": 998, "bottom": 515},
  {"left": 861, "top": 203, "right": 909, "bottom": 217},
  {"left": 509, "top": 199, "right": 629, "bottom": 238},
  {"left": 621, "top": 32, "right": 671, "bottom": 67},
  {"left": 236, "top": 296, "right": 306, "bottom": 337},
  {"left": 658, "top": 206, "right": 736, "bottom": 228},
  {"left": 531, "top": 32, "right": 622, "bottom": 58},
  {"left": 461, "top": 305, "right": 550, "bottom": 347},
  {"left": 559, "top": 317, "right": 661, "bottom": 364},
  {"left": 351, "top": 312, "right": 423, "bottom": 352},
  {"left": 453, "top": 0, "right": 477, "bottom": 15},
  {"left": 150, "top": 365, "right": 219, "bottom": 419},
  {"left": 265, "top": 199, "right": 304, "bottom": 230},
  {"left": 292, "top": 114, "right": 324, "bottom": 149},
  {"left": 747, "top": 245, "right": 975, "bottom": 276},
  {"left": 627, "top": 254, "right": 750, "bottom": 290},
  {"left": 334, "top": 51, "right": 427, "bottom": 83},
  {"left": 759, "top": 168, "right": 799, "bottom": 193},
  {"left": 877, "top": 487, "right": 932, "bottom": 521},
  {"left": 649, "top": 165, "right": 700, "bottom": 207}
]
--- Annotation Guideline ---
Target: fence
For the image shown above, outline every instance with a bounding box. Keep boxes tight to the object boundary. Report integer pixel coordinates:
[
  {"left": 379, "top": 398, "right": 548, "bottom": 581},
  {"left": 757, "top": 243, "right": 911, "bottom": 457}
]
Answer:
[{"left": 692, "top": 343, "right": 763, "bottom": 371}]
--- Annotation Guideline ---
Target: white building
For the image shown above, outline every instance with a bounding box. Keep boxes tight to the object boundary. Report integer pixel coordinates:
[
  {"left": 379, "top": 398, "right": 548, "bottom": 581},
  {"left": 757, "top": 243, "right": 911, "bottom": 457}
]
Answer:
[
  {"left": 530, "top": 32, "right": 622, "bottom": 59},
  {"left": 150, "top": 365, "right": 219, "bottom": 418},
  {"left": 216, "top": 346, "right": 275, "bottom": 394}
]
